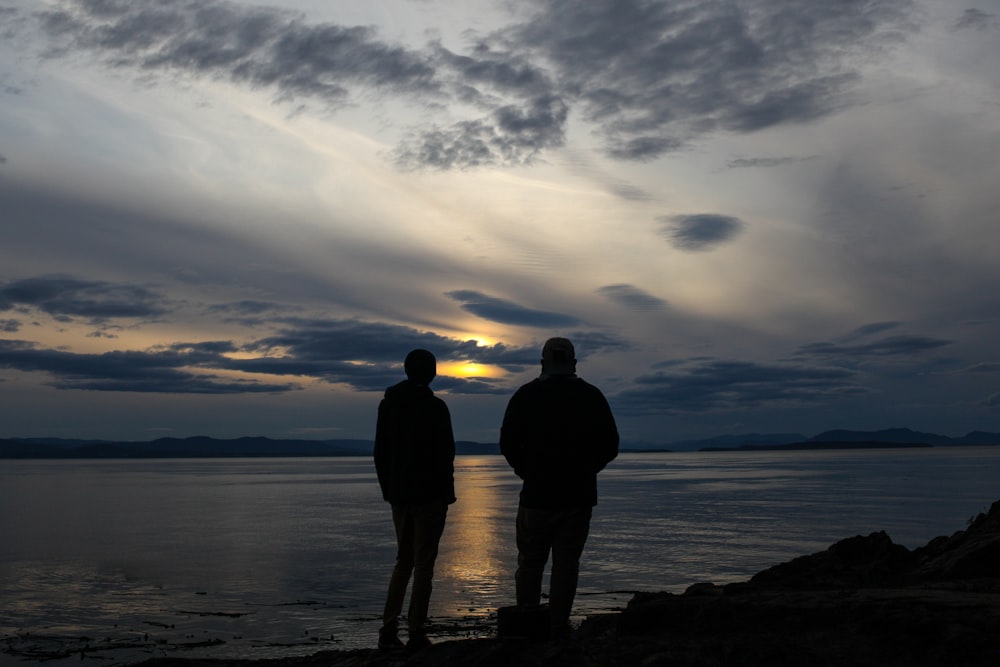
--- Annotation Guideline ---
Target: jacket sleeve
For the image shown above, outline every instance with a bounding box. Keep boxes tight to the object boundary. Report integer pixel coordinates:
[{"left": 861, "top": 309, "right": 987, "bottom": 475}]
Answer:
[
  {"left": 436, "top": 399, "right": 457, "bottom": 503},
  {"left": 499, "top": 388, "right": 528, "bottom": 478},
  {"left": 373, "top": 397, "right": 392, "bottom": 500},
  {"left": 499, "top": 393, "right": 518, "bottom": 473},
  {"left": 590, "top": 387, "right": 619, "bottom": 473}
]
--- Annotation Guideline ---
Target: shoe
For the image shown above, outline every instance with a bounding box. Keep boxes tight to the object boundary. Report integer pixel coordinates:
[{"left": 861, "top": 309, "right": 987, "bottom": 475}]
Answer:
[
  {"left": 550, "top": 623, "right": 572, "bottom": 641},
  {"left": 406, "top": 635, "right": 432, "bottom": 651},
  {"left": 377, "top": 633, "right": 404, "bottom": 650}
]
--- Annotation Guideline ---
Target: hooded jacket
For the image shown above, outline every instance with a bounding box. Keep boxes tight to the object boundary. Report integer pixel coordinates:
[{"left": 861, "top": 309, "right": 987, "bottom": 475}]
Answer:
[
  {"left": 500, "top": 374, "right": 619, "bottom": 509},
  {"left": 374, "top": 379, "right": 456, "bottom": 506}
]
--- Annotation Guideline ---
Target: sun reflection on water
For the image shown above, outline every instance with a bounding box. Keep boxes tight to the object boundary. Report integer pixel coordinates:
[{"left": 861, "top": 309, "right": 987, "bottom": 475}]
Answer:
[{"left": 432, "top": 457, "right": 519, "bottom": 619}]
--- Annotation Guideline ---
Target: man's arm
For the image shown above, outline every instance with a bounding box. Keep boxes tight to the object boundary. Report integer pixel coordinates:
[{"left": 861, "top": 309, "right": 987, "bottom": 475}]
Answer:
[
  {"left": 591, "top": 389, "right": 620, "bottom": 472},
  {"left": 437, "top": 399, "right": 457, "bottom": 503},
  {"left": 499, "top": 390, "right": 527, "bottom": 478},
  {"left": 373, "top": 398, "right": 392, "bottom": 498}
]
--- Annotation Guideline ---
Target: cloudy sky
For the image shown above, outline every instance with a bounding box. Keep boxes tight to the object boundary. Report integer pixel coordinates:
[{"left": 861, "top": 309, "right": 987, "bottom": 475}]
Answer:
[{"left": 1, "top": 0, "right": 999, "bottom": 445}]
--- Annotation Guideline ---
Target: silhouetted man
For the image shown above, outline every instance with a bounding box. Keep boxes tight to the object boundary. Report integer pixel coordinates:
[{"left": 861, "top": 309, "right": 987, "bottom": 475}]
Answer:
[
  {"left": 374, "top": 349, "right": 456, "bottom": 650},
  {"left": 500, "top": 337, "right": 619, "bottom": 637}
]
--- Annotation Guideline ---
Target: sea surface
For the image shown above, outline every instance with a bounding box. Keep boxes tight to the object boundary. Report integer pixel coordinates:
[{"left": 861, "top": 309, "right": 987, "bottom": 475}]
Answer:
[{"left": 2, "top": 447, "right": 999, "bottom": 665}]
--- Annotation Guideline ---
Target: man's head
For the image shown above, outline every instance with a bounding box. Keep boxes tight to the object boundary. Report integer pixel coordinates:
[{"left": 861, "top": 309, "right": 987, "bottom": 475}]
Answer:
[
  {"left": 541, "top": 337, "right": 576, "bottom": 375},
  {"left": 404, "top": 348, "right": 437, "bottom": 385}
]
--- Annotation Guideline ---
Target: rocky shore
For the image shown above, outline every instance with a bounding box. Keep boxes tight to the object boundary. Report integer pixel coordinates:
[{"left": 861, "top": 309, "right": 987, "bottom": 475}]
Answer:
[{"left": 131, "top": 499, "right": 1000, "bottom": 667}]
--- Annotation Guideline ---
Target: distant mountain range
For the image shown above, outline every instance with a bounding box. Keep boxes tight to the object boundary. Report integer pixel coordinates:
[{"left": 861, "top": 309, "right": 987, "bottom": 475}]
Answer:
[
  {"left": 0, "top": 436, "right": 496, "bottom": 459},
  {"left": 668, "top": 428, "right": 1000, "bottom": 452},
  {"left": 1, "top": 428, "right": 998, "bottom": 458}
]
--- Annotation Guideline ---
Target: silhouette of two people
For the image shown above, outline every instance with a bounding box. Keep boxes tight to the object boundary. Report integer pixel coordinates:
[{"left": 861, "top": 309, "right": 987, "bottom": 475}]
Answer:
[{"left": 375, "top": 338, "right": 619, "bottom": 647}]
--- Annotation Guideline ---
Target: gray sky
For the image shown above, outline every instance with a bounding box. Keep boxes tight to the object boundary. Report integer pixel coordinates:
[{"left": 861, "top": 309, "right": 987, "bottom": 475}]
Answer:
[{"left": 1, "top": 0, "right": 999, "bottom": 444}]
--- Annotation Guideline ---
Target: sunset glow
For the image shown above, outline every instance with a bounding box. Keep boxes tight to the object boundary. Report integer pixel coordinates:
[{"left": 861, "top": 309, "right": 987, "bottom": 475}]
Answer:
[{"left": 439, "top": 362, "right": 505, "bottom": 380}]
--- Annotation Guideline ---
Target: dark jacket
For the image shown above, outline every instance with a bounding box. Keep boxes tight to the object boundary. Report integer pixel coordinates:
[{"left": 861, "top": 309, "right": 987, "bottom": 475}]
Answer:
[
  {"left": 500, "top": 374, "right": 619, "bottom": 509},
  {"left": 374, "top": 379, "right": 456, "bottom": 506}
]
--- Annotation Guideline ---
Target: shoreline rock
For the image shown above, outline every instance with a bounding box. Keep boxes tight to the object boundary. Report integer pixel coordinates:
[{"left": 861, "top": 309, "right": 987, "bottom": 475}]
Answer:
[{"left": 129, "top": 500, "right": 1000, "bottom": 666}]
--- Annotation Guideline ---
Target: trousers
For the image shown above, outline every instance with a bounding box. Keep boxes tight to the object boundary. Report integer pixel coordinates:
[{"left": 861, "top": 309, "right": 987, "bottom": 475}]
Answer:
[
  {"left": 381, "top": 501, "right": 448, "bottom": 638},
  {"left": 514, "top": 505, "right": 592, "bottom": 629}
]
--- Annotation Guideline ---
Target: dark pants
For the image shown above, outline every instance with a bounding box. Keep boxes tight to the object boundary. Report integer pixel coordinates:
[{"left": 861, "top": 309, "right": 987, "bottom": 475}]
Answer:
[
  {"left": 515, "top": 505, "right": 592, "bottom": 630},
  {"left": 381, "top": 501, "right": 448, "bottom": 639}
]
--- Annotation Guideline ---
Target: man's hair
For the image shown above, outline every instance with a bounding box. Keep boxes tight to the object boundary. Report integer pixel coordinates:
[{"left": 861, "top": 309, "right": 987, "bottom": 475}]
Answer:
[{"left": 404, "top": 349, "right": 436, "bottom": 384}]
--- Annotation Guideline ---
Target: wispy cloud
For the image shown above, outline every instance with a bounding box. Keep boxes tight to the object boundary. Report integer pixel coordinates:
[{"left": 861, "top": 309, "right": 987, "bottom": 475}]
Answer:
[
  {"left": 795, "top": 335, "right": 953, "bottom": 359},
  {"left": 961, "top": 362, "right": 1000, "bottom": 374},
  {"left": 614, "top": 357, "right": 865, "bottom": 416},
  {"left": 726, "top": 156, "right": 815, "bottom": 169},
  {"left": 843, "top": 321, "right": 904, "bottom": 340},
  {"left": 597, "top": 284, "right": 667, "bottom": 311},
  {"left": 0, "top": 275, "right": 169, "bottom": 321},
  {"left": 0, "top": 338, "right": 298, "bottom": 394},
  {"left": 955, "top": 9, "right": 999, "bottom": 30},
  {"left": 445, "top": 289, "right": 581, "bottom": 328}
]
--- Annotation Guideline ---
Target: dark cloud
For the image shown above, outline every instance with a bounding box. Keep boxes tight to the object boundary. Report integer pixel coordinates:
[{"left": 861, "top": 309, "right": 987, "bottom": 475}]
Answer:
[
  {"left": 597, "top": 284, "right": 667, "bottom": 311},
  {"left": 36, "top": 0, "right": 438, "bottom": 107},
  {"left": 205, "top": 300, "right": 300, "bottom": 325},
  {"left": 227, "top": 318, "right": 630, "bottom": 389},
  {"left": 606, "top": 182, "right": 651, "bottom": 201},
  {"left": 86, "top": 328, "right": 121, "bottom": 340},
  {"left": 431, "top": 42, "right": 553, "bottom": 97},
  {"left": 0, "top": 152, "right": 7, "bottom": 164},
  {"left": 0, "top": 338, "right": 296, "bottom": 394},
  {"left": 241, "top": 317, "right": 546, "bottom": 388},
  {"left": 445, "top": 289, "right": 581, "bottom": 327},
  {"left": 249, "top": 318, "right": 474, "bottom": 364},
  {"left": 795, "top": 334, "right": 953, "bottom": 359},
  {"left": 502, "top": 0, "right": 915, "bottom": 161},
  {"left": 962, "top": 363, "right": 1000, "bottom": 374},
  {"left": 560, "top": 330, "right": 635, "bottom": 358},
  {"left": 660, "top": 214, "right": 746, "bottom": 252},
  {"left": 22, "top": 0, "right": 917, "bottom": 170},
  {"left": 606, "top": 136, "right": 684, "bottom": 162},
  {"left": 207, "top": 300, "right": 288, "bottom": 316},
  {"left": 613, "top": 357, "right": 865, "bottom": 416},
  {"left": 726, "top": 155, "right": 814, "bottom": 169},
  {"left": 0, "top": 274, "right": 593, "bottom": 395},
  {"left": 0, "top": 318, "right": 530, "bottom": 395},
  {"left": 955, "top": 9, "right": 999, "bottom": 30},
  {"left": 0, "top": 275, "right": 169, "bottom": 321},
  {"left": 393, "top": 95, "right": 568, "bottom": 170},
  {"left": 844, "top": 321, "right": 903, "bottom": 339},
  {"left": 418, "top": 374, "right": 505, "bottom": 395}
]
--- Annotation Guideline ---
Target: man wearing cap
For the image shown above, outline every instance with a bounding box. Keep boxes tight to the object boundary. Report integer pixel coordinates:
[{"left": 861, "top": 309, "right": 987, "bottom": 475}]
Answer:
[
  {"left": 374, "top": 349, "right": 456, "bottom": 650},
  {"left": 500, "top": 337, "right": 619, "bottom": 638}
]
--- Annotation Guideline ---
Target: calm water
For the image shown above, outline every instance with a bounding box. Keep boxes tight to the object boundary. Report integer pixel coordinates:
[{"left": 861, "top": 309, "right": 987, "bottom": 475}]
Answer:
[{"left": 1, "top": 448, "right": 998, "bottom": 665}]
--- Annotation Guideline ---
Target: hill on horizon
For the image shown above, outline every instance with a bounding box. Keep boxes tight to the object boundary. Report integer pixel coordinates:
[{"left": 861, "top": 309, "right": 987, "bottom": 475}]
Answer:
[{"left": 2, "top": 428, "right": 999, "bottom": 458}]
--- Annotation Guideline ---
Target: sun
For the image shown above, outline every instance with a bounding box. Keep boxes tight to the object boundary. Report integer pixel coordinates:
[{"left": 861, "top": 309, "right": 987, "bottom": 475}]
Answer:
[{"left": 439, "top": 361, "right": 504, "bottom": 379}]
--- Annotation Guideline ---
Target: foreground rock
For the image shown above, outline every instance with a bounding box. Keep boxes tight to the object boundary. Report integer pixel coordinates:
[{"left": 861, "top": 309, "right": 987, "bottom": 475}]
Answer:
[{"left": 139, "top": 500, "right": 1000, "bottom": 666}]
